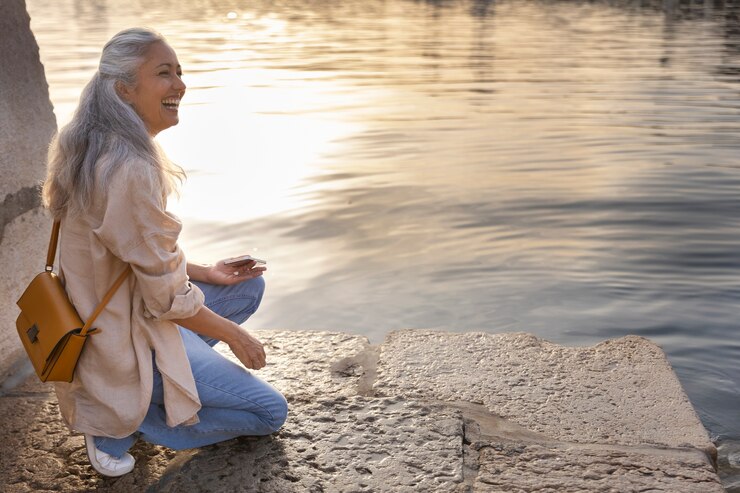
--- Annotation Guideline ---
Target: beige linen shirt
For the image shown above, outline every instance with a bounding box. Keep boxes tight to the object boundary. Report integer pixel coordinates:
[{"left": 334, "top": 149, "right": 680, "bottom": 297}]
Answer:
[{"left": 54, "top": 155, "right": 204, "bottom": 438}]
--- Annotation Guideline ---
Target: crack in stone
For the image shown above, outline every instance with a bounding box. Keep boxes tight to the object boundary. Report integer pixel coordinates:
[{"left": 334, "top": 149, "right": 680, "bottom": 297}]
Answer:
[
  {"left": 0, "top": 185, "right": 43, "bottom": 245},
  {"left": 460, "top": 418, "right": 479, "bottom": 492},
  {"left": 439, "top": 400, "right": 717, "bottom": 471}
]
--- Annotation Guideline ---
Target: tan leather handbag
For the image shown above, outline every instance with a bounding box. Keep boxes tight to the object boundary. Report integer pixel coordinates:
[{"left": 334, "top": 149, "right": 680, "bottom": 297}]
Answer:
[{"left": 15, "top": 220, "right": 131, "bottom": 382}]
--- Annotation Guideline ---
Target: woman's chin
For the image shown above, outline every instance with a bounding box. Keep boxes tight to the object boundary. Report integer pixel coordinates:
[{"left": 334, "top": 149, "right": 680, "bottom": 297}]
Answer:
[{"left": 152, "top": 117, "right": 180, "bottom": 135}]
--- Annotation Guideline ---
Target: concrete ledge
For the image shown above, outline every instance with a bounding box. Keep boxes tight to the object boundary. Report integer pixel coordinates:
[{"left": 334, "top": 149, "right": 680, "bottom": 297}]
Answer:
[
  {"left": 374, "top": 331, "right": 714, "bottom": 452},
  {"left": 0, "top": 330, "right": 722, "bottom": 492}
]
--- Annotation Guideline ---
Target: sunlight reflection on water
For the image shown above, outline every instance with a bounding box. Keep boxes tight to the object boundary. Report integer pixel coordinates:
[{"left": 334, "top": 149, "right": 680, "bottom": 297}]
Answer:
[{"left": 160, "top": 68, "right": 362, "bottom": 222}]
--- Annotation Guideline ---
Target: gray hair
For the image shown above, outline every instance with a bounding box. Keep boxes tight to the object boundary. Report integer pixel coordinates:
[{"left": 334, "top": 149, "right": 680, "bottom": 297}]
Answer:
[{"left": 43, "top": 27, "right": 185, "bottom": 218}]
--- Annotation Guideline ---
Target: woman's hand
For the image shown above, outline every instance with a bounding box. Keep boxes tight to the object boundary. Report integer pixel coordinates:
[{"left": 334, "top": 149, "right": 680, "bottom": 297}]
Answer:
[
  {"left": 226, "top": 325, "right": 267, "bottom": 370},
  {"left": 201, "top": 259, "right": 266, "bottom": 286}
]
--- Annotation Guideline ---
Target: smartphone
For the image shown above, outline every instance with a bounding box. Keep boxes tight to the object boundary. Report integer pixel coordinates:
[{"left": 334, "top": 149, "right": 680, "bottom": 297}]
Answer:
[{"left": 223, "top": 255, "right": 267, "bottom": 266}]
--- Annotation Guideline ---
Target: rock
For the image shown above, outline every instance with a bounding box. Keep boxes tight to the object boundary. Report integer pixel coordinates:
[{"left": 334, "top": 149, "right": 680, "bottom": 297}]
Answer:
[
  {"left": 374, "top": 330, "right": 714, "bottom": 453},
  {"left": 0, "top": 330, "right": 723, "bottom": 492},
  {"left": 0, "top": 0, "right": 57, "bottom": 380},
  {"left": 475, "top": 443, "right": 723, "bottom": 492},
  {"left": 155, "top": 396, "right": 465, "bottom": 493}
]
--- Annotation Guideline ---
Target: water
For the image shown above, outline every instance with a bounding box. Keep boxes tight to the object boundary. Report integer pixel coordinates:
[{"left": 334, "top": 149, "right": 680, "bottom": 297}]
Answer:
[{"left": 26, "top": 0, "right": 740, "bottom": 487}]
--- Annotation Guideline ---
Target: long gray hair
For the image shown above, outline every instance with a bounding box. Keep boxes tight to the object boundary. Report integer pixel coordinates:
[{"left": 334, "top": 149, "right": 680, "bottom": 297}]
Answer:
[{"left": 43, "top": 27, "right": 185, "bottom": 218}]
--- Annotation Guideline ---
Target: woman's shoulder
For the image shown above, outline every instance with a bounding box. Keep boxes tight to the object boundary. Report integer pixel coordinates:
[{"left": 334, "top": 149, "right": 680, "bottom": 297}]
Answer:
[
  {"left": 99, "top": 151, "right": 164, "bottom": 195},
  {"left": 91, "top": 152, "right": 180, "bottom": 237}
]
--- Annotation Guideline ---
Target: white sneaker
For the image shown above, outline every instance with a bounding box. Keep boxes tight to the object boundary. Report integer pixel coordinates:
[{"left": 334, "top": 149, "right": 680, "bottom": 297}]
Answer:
[{"left": 84, "top": 434, "right": 135, "bottom": 477}]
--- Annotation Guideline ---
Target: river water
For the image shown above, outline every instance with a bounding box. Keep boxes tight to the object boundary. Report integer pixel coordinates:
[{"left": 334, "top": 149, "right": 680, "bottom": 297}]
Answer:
[{"left": 26, "top": 0, "right": 740, "bottom": 487}]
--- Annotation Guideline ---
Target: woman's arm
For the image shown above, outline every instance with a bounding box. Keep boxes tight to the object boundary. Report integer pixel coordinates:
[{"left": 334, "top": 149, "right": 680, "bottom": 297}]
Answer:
[
  {"left": 172, "top": 306, "right": 266, "bottom": 370},
  {"left": 182, "top": 260, "right": 267, "bottom": 370}
]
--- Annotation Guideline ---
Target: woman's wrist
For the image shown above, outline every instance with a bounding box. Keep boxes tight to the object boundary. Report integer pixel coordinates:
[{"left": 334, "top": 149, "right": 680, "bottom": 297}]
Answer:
[
  {"left": 186, "top": 262, "right": 213, "bottom": 283},
  {"left": 219, "top": 320, "right": 243, "bottom": 344}
]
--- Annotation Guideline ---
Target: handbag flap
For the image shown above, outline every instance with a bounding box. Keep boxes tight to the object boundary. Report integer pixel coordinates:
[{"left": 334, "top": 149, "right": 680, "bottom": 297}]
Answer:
[{"left": 16, "top": 271, "right": 84, "bottom": 356}]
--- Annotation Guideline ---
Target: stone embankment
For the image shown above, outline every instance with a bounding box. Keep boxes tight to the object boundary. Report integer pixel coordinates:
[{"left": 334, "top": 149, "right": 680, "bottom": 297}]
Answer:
[
  {"left": 0, "top": 329, "right": 723, "bottom": 492},
  {"left": 0, "top": 0, "right": 58, "bottom": 379}
]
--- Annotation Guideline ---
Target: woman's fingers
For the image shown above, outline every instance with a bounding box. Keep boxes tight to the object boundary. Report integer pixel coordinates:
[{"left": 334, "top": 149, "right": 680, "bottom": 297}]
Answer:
[
  {"left": 244, "top": 345, "right": 263, "bottom": 369},
  {"left": 230, "top": 264, "right": 266, "bottom": 279},
  {"left": 237, "top": 346, "right": 261, "bottom": 369},
  {"left": 254, "top": 341, "right": 266, "bottom": 368},
  {"left": 229, "top": 332, "right": 266, "bottom": 370}
]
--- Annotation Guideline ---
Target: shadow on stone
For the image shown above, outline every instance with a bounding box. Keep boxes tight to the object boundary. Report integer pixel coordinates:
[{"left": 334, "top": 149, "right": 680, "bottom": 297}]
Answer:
[
  {"left": 149, "top": 435, "right": 293, "bottom": 493},
  {"left": 0, "top": 372, "right": 82, "bottom": 492}
]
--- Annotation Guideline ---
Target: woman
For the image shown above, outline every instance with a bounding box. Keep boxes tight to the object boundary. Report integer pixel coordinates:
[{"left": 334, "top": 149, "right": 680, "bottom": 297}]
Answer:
[{"left": 42, "top": 27, "right": 288, "bottom": 477}]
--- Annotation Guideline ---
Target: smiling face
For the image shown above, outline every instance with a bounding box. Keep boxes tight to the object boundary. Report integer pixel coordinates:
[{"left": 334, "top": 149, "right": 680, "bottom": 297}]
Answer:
[{"left": 118, "top": 41, "right": 185, "bottom": 136}]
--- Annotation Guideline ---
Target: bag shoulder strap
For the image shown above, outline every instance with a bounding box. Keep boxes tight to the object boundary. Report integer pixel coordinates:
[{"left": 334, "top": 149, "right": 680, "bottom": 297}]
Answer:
[
  {"left": 46, "top": 220, "right": 61, "bottom": 271},
  {"left": 47, "top": 220, "right": 132, "bottom": 336},
  {"left": 81, "top": 264, "right": 132, "bottom": 335}
]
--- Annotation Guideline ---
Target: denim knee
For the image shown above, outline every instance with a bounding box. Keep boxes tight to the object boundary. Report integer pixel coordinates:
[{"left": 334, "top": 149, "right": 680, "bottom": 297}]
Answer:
[
  {"left": 199, "top": 275, "right": 267, "bottom": 325},
  {"left": 235, "top": 275, "right": 265, "bottom": 315},
  {"left": 249, "top": 275, "right": 266, "bottom": 307},
  {"left": 241, "top": 275, "right": 265, "bottom": 321},
  {"left": 267, "top": 392, "right": 289, "bottom": 433}
]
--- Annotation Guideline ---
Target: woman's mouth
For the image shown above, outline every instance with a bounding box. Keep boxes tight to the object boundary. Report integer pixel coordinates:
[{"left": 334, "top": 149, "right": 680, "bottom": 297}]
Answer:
[{"left": 162, "top": 97, "right": 180, "bottom": 111}]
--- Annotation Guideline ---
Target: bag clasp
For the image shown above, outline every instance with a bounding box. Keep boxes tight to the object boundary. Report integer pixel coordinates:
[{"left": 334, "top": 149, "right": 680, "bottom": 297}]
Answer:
[{"left": 27, "top": 324, "right": 39, "bottom": 343}]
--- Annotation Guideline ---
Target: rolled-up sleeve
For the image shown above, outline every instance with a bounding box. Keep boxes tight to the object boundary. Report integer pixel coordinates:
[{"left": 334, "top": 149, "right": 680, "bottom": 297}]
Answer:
[{"left": 93, "top": 160, "right": 204, "bottom": 321}]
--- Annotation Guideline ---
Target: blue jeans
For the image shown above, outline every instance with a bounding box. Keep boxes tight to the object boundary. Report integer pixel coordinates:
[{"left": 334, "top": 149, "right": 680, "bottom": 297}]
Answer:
[{"left": 95, "top": 276, "right": 288, "bottom": 458}]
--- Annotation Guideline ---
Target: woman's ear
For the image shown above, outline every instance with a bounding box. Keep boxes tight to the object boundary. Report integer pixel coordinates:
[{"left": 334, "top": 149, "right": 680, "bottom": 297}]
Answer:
[{"left": 115, "top": 81, "right": 132, "bottom": 103}]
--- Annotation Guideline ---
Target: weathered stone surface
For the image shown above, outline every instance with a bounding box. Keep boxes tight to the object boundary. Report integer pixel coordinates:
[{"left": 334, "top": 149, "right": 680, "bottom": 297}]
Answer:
[
  {"left": 226, "top": 330, "right": 374, "bottom": 399},
  {"left": 474, "top": 443, "right": 723, "bottom": 493},
  {"left": 374, "top": 330, "right": 714, "bottom": 454},
  {"left": 0, "top": 0, "right": 56, "bottom": 199},
  {"left": 0, "top": 330, "right": 723, "bottom": 492},
  {"left": 0, "top": 0, "right": 57, "bottom": 379},
  {"left": 0, "top": 209, "right": 50, "bottom": 377},
  {"left": 152, "top": 396, "right": 466, "bottom": 493}
]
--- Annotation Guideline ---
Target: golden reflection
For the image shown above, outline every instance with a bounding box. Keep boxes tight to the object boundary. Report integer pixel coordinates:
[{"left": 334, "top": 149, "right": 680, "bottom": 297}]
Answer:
[{"left": 159, "top": 67, "right": 361, "bottom": 222}]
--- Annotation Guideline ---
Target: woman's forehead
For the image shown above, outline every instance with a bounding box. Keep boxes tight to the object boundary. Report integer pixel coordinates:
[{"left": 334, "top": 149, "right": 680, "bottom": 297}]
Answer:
[{"left": 141, "top": 41, "right": 179, "bottom": 68}]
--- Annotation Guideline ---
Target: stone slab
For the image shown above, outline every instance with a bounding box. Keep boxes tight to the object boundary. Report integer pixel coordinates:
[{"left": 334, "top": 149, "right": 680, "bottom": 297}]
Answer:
[
  {"left": 373, "top": 330, "right": 715, "bottom": 454},
  {"left": 0, "top": 329, "right": 723, "bottom": 492}
]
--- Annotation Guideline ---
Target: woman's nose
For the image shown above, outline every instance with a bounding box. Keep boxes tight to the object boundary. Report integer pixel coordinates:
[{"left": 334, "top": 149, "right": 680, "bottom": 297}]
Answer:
[{"left": 175, "top": 75, "right": 186, "bottom": 93}]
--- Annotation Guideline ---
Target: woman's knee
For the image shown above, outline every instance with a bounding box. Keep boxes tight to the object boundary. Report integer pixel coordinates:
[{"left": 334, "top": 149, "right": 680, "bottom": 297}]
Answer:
[
  {"left": 266, "top": 390, "right": 288, "bottom": 433},
  {"left": 237, "top": 275, "right": 266, "bottom": 313},
  {"left": 203, "top": 276, "right": 266, "bottom": 324},
  {"left": 249, "top": 275, "right": 266, "bottom": 304}
]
